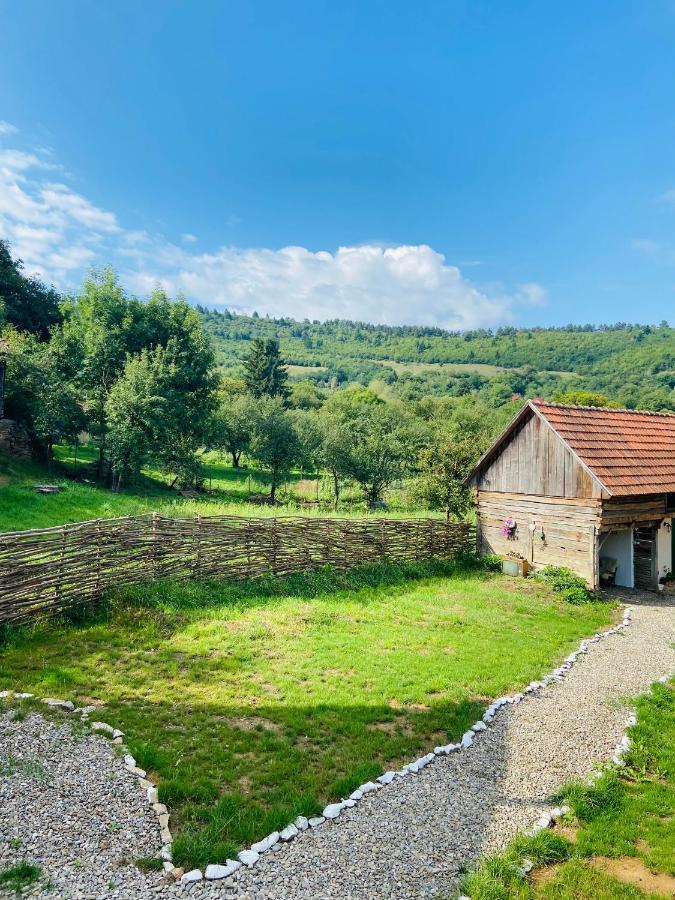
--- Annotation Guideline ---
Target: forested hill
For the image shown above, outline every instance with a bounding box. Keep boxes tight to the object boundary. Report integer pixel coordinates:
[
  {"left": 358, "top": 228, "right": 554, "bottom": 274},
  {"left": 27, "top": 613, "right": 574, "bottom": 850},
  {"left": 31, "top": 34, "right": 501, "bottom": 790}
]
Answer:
[{"left": 199, "top": 309, "right": 675, "bottom": 411}]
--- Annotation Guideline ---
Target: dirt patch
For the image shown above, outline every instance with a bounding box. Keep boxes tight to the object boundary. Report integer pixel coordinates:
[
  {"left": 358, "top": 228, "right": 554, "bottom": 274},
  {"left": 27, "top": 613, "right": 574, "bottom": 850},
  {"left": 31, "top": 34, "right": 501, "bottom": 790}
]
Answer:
[
  {"left": 553, "top": 823, "right": 579, "bottom": 843},
  {"left": 228, "top": 716, "right": 281, "bottom": 733},
  {"left": 591, "top": 856, "right": 675, "bottom": 896},
  {"left": 531, "top": 862, "right": 563, "bottom": 886},
  {"left": 367, "top": 719, "right": 413, "bottom": 736},
  {"left": 387, "top": 699, "right": 430, "bottom": 711}
]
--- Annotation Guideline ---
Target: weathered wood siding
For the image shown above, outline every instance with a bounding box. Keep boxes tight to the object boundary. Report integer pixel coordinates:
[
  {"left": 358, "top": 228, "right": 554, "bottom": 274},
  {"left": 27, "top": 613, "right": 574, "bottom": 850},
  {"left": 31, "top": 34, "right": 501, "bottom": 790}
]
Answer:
[
  {"left": 600, "top": 496, "right": 667, "bottom": 529},
  {"left": 477, "top": 413, "right": 604, "bottom": 499},
  {"left": 477, "top": 491, "right": 600, "bottom": 585}
]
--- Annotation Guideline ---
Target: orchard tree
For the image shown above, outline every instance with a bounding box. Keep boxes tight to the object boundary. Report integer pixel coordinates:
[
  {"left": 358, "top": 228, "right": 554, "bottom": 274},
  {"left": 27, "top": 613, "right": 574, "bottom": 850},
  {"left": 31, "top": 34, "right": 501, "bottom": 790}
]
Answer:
[
  {"left": 105, "top": 348, "right": 169, "bottom": 490},
  {"left": 243, "top": 337, "right": 289, "bottom": 400},
  {"left": 248, "top": 396, "right": 299, "bottom": 502},
  {"left": 413, "top": 399, "right": 502, "bottom": 519},
  {"left": 210, "top": 386, "right": 254, "bottom": 468},
  {"left": 322, "top": 389, "right": 422, "bottom": 507}
]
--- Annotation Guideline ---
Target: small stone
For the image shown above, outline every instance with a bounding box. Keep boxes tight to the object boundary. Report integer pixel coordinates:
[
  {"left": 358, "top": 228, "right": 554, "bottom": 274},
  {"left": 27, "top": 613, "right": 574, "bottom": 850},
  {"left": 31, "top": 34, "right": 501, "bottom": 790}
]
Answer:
[
  {"left": 280, "top": 824, "right": 299, "bottom": 841},
  {"left": 308, "top": 816, "right": 325, "bottom": 828},
  {"left": 349, "top": 789, "right": 363, "bottom": 801},
  {"left": 238, "top": 849, "right": 260, "bottom": 867},
  {"left": 206, "top": 861, "right": 241, "bottom": 879},
  {"left": 294, "top": 816, "right": 309, "bottom": 831},
  {"left": 359, "top": 781, "right": 379, "bottom": 795},
  {"left": 460, "top": 731, "right": 474, "bottom": 749},
  {"left": 180, "top": 869, "right": 203, "bottom": 885},
  {"left": 377, "top": 771, "right": 397, "bottom": 784},
  {"left": 473, "top": 721, "right": 487, "bottom": 732},
  {"left": 251, "top": 831, "right": 279, "bottom": 853},
  {"left": 147, "top": 787, "right": 159, "bottom": 804},
  {"left": 91, "top": 721, "right": 115, "bottom": 736},
  {"left": 42, "top": 698, "right": 75, "bottom": 711},
  {"left": 112, "top": 728, "right": 124, "bottom": 739},
  {"left": 342, "top": 798, "right": 356, "bottom": 807},
  {"left": 323, "top": 803, "right": 344, "bottom": 819},
  {"left": 160, "top": 845, "right": 173, "bottom": 861},
  {"left": 124, "top": 753, "right": 136, "bottom": 767}
]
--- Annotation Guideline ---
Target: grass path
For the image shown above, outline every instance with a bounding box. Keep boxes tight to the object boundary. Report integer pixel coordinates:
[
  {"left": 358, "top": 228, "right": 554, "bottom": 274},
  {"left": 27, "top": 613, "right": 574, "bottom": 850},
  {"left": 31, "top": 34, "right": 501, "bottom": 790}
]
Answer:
[{"left": 0, "top": 562, "right": 612, "bottom": 869}]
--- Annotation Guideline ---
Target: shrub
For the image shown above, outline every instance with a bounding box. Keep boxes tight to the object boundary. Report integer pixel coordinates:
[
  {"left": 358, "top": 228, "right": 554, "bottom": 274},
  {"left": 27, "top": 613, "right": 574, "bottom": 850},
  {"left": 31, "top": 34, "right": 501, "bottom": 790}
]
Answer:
[{"left": 537, "top": 565, "right": 595, "bottom": 604}]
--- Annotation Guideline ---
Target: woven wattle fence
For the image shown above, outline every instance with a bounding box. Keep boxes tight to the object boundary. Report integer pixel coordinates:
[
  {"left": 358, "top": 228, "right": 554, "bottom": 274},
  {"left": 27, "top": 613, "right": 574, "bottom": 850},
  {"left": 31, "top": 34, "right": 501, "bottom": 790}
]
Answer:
[{"left": 0, "top": 514, "right": 476, "bottom": 625}]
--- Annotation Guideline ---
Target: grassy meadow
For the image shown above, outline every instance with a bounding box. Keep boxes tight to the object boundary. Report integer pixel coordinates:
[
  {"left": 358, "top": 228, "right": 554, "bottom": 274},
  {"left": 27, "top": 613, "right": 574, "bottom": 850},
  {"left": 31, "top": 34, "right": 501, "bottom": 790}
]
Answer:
[
  {"left": 0, "top": 560, "right": 613, "bottom": 868},
  {"left": 0, "top": 447, "right": 431, "bottom": 533}
]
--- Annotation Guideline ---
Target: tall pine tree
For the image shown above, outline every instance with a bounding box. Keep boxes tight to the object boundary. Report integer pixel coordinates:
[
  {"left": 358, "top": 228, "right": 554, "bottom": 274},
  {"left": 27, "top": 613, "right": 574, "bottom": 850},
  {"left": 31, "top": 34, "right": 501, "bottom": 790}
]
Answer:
[{"left": 243, "top": 338, "right": 289, "bottom": 401}]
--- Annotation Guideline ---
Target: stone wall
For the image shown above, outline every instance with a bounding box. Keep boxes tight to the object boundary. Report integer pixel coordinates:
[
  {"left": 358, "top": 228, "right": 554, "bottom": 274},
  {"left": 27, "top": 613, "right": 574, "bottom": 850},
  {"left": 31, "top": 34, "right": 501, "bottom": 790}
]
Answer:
[{"left": 0, "top": 418, "right": 32, "bottom": 459}]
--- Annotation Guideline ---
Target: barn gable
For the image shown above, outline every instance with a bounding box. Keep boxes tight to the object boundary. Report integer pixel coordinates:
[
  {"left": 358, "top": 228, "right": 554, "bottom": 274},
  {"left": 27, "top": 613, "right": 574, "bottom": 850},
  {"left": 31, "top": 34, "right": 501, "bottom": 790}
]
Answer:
[{"left": 469, "top": 403, "right": 607, "bottom": 499}]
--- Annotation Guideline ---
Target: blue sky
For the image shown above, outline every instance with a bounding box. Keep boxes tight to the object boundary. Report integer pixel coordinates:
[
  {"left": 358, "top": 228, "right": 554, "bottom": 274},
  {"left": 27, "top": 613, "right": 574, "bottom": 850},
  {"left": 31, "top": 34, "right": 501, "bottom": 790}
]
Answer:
[{"left": 1, "top": 0, "right": 675, "bottom": 330}]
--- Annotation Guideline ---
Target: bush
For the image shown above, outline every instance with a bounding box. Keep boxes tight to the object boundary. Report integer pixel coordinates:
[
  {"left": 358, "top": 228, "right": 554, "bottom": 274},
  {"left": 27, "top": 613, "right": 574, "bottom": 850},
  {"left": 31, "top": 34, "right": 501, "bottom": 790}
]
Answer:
[{"left": 537, "top": 565, "right": 595, "bottom": 604}]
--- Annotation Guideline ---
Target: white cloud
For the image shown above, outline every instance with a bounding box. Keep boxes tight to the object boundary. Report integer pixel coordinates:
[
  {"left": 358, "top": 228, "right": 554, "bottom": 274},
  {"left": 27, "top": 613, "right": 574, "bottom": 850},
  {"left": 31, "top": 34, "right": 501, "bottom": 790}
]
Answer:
[
  {"left": 0, "top": 131, "right": 544, "bottom": 329},
  {"left": 517, "top": 282, "right": 548, "bottom": 306},
  {"left": 0, "top": 121, "right": 18, "bottom": 136},
  {"left": 127, "top": 243, "right": 526, "bottom": 329}
]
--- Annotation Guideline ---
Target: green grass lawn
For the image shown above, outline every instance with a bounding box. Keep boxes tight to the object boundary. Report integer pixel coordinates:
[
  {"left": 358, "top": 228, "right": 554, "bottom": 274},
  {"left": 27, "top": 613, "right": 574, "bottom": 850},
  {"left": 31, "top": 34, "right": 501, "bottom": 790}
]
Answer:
[
  {"left": 0, "top": 561, "right": 613, "bottom": 869},
  {"left": 0, "top": 450, "right": 433, "bottom": 533},
  {"left": 460, "top": 679, "right": 675, "bottom": 899}
]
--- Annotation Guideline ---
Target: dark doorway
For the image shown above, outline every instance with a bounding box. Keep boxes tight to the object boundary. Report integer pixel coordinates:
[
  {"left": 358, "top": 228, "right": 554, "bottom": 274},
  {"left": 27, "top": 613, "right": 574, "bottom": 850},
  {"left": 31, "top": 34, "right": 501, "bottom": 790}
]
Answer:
[{"left": 633, "top": 525, "right": 657, "bottom": 591}]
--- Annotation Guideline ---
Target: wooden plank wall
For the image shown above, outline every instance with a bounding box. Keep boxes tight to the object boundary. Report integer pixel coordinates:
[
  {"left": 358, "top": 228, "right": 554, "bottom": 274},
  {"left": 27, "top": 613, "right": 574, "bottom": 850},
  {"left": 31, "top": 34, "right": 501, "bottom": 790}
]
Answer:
[
  {"left": 600, "top": 496, "right": 666, "bottom": 529},
  {"left": 478, "top": 414, "right": 602, "bottom": 499},
  {"left": 477, "top": 491, "right": 600, "bottom": 584}
]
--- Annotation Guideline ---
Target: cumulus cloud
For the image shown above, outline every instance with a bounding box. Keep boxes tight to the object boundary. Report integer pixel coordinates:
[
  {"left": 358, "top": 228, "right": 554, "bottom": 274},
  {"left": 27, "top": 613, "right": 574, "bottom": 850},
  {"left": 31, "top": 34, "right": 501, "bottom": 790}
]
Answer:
[
  {"left": 128, "top": 243, "right": 522, "bottom": 329},
  {"left": 0, "top": 120, "right": 18, "bottom": 136},
  {"left": 0, "top": 131, "right": 545, "bottom": 329}
]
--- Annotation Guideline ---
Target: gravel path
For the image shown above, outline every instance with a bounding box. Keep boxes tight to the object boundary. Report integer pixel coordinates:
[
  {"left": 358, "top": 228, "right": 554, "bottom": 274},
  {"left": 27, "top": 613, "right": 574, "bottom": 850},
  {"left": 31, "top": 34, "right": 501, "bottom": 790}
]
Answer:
[
  {"left": 191, "top": 592, "right": 675, "bottom": 900},
  {"left": 0, "top": 710, "right": 164, "bottom": 899},
  {"left": 1, "top": 592, "right": 673, "bottom": 900}
]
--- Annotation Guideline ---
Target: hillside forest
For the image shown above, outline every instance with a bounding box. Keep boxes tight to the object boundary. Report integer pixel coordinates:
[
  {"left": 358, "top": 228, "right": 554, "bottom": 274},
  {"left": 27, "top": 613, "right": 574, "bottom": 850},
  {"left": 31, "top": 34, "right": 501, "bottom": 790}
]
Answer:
[{"left": 2, "top": 239, "right": 674, "bottom": 518}]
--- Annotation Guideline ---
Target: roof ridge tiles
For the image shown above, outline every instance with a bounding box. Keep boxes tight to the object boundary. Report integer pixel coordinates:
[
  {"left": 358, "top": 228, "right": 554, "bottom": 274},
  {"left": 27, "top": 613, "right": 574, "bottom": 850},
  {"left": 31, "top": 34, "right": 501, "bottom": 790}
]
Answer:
[{"left": 532, "top": 399, "right": 675, "bottom": 418}]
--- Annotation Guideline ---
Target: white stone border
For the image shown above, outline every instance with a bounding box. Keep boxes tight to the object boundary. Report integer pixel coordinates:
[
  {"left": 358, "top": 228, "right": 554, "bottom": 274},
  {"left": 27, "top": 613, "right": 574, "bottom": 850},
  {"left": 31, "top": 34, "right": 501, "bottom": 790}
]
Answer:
[{"left": 0, "top": 605, "right": 639, "bottom": 888}]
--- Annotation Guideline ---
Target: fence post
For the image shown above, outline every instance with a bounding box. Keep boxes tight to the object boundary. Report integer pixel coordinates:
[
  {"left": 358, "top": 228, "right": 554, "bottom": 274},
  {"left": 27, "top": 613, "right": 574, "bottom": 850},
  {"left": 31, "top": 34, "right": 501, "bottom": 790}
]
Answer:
[
  {"left": 194, "top": 515, "right": 201, "bottom": 579},
  {"left": 57, "top": 523, "right": 68, "bottom": 606},
  {"left": 151, "top": 512, "right": 158, "bottom": 579},
  {"left": 95, "top": 519, "right": 102, "bottom": 598}
]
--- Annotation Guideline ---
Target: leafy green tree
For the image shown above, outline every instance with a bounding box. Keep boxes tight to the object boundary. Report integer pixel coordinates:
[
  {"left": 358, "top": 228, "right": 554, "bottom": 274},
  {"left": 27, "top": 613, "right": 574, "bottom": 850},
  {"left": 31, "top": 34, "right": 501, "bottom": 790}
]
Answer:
[
  {"left": 0, "top": 240, "right": 61, "bottom": 339},
  {"left": 322, "top": 389, "right": 422, "bottom": 507},
  {"left": 52, "top": 269, "right": 147, "bottom": 472},
  {"left": 210, "top": 388, "right": 254, "bottom": 468},
  {"left": 551, "top": 389, "right": 620, "bottom": 408},
  {"left": 243, "top": 338, "right": 289, "bottom": 400},
  {"left": 248, "top": 396, "right": 299, "bottom": 502},
  {"left": 289, "top": 380, "right": 323, "bottom": 409},
  {"left": 105, "top": 348, "right": 169, "bottom": 490},
  {"left": 1, "top": 328, "right": 83, "bottom": 460},
  {"left": 412, "top": 399, "right": 504, "bottom": 519}
]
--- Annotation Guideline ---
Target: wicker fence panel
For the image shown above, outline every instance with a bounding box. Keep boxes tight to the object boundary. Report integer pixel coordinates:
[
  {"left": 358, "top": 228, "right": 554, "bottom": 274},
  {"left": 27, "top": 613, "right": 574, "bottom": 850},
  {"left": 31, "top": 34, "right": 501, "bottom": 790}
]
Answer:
[{"left": 0, "top": 514, "right": 476, "bottom": 625}]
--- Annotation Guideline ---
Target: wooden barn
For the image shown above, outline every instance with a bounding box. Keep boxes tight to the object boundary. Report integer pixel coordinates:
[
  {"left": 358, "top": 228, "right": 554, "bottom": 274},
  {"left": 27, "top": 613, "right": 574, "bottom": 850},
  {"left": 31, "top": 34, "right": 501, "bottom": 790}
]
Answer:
[{"left": 465, "top": 400, "right": 675, "bottom": 591}]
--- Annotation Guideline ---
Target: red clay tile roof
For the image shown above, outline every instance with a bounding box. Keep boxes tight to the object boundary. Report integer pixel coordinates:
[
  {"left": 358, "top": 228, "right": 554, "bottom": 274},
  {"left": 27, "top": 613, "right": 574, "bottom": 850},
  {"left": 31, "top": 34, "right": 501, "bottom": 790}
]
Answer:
[{"left": 532, "top": 400, "right": 675, "bottom": 496}]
